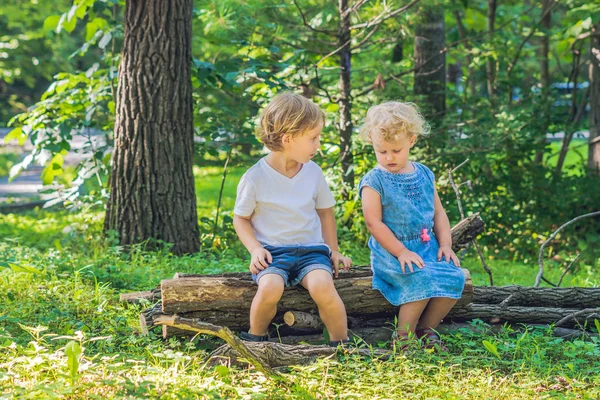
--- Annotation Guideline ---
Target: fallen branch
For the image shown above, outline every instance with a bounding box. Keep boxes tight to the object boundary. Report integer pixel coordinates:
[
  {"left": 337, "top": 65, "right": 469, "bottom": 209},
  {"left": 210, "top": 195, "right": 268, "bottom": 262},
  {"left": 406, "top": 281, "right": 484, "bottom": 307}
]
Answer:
[
  {"left": 535, "top": 211, "right": 600, "bottom": 287},
  {"left": 156, "top": 315, "right": 392, "bottom": 368},
  {"left": 154, "top": 315, "right": 280, "bottom": 377}
]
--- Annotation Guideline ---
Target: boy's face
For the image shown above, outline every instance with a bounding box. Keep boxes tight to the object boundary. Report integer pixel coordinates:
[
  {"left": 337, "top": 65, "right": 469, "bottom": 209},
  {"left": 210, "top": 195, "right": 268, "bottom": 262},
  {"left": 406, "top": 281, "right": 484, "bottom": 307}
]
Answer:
[
  {"left": 283, "top": 123, "right": 323, "bottom": 164},
  {"left": 372, "top": 134, "right": 416, "bottom": 173}
]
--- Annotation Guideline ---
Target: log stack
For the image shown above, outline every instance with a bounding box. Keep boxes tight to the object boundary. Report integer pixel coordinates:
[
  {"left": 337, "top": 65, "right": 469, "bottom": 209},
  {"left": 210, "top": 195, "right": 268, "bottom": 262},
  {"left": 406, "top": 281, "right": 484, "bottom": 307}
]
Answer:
[{"left": 120, "top": 214, "right": 600, "bottom": 342}]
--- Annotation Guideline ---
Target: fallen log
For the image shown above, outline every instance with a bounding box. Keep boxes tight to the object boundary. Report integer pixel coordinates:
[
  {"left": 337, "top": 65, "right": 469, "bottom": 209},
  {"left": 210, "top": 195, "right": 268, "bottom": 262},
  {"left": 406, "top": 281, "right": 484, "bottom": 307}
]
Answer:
[
  {"left": 447, "top": 304, "right": 600, "bottom": 327},
  {"left": 160, "top": 268, "right": 473, "bottom": 316},
  {"left": 472, "top": 286, "right": 600, "bottom": 308}
]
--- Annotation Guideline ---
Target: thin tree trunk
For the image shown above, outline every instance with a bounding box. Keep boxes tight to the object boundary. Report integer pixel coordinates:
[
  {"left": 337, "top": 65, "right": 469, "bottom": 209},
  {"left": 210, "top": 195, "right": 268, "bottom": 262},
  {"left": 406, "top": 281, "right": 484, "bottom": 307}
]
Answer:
[
  {"left": 414, "top": 3, "right": 446, "bottom": 119},
  {"left": 453, "top": 10, "right": 476, "bottom": 98},
  {"left": 535, "top": 0, "right": 552, "bottom": 165},
  {"left": 486, "top": 0, "right": 497, "bottom": 101},
  {"left": 338, "top": 0, "right": 354, "bottom": 196},
  {"left": 104, "top": 0, "right": 200, "bottom": 254},
  {"left": 589, "top": 24, "right": 600, "bottom": 175}
]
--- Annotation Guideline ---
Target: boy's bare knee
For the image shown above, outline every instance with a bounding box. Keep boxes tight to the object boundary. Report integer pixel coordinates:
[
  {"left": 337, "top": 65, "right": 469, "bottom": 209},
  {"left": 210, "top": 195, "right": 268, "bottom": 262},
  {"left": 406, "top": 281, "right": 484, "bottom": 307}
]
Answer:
[
  {"left": 303, "top": 272, "right": 337, "bottom": 303},
  {"left": 256, "top": 274, "right": 285, "bottom": 303}
]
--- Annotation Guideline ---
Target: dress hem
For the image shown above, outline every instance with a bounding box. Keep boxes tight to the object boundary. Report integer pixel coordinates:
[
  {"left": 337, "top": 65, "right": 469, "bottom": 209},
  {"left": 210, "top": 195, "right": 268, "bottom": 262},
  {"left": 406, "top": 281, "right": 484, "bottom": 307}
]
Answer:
[{"left": 372, "top": 283, "right": 463, "bottom": 307}]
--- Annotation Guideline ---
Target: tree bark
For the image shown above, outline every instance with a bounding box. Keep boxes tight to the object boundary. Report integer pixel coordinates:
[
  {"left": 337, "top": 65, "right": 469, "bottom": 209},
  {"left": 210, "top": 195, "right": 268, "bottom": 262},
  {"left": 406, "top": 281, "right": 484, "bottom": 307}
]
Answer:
[
  {"left": 589, "top": 23, "right": 600, "bottom": 175},
  {"left": 414, "top": 3, "right": 446, "bottom": 119},
  {"left": 338, "top": 0, "right": 354, "bottom": 196},
  {"left": 104, "top": 0, "right": 200, "bottom": 255}
]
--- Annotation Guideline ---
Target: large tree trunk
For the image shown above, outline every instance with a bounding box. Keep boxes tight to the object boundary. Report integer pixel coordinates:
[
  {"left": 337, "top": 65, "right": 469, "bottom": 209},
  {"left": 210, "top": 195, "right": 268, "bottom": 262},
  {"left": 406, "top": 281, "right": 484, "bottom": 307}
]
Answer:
[
  {"left": 104, "top": 0, "right": 200, "bottom": 255},
  {"left": 338, "top": 0, "right": 354, "bottom": 197},
  {"left": 589, "top": 23, "right": 600, "bottom": 175},
  {"left": 414, "top": 3, "right": 446, "bottom": 119}
]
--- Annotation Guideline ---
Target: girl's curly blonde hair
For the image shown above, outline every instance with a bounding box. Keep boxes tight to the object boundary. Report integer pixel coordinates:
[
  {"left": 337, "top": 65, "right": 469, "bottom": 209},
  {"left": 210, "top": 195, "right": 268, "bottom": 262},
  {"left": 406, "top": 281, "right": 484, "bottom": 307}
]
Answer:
[
  {"left": 255, "top": 92, "right": 325, "bottom": 151},
  {"left": 360, "top": 102, "right": 430, "bottom": 144}
]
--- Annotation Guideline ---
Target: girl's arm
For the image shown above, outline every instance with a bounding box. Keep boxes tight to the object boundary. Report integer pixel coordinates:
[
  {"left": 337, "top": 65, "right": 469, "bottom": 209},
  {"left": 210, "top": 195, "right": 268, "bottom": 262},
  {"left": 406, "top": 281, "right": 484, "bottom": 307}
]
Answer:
[
  {"left": 432, "top": 188, "right": 461, "bottom": 265},
  {"left": 431, "top": 188, "right": 452, "bottom": 247},
  {"left": 361, "top": 187, "right": 406, "bottom": 257}
]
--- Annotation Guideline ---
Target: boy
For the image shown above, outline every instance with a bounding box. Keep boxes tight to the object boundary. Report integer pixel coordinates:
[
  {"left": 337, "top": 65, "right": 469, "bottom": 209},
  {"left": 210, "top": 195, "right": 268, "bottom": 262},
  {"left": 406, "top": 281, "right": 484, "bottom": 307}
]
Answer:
[{"left": 233, "top": 92, "right": 352, "bottom": 346}]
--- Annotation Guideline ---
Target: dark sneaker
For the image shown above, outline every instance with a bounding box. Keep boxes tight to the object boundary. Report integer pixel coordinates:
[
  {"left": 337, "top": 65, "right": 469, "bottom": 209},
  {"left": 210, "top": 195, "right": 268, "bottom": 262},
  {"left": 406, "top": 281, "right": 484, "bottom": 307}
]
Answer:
[{"left": 239, "top": 331, "right": 269, "bottom": 342}]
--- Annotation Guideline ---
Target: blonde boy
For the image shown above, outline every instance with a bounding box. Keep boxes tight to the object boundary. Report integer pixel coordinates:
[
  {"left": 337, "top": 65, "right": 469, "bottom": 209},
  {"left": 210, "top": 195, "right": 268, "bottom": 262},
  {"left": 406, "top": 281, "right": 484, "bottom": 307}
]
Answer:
[{"left": 233, "top": 92, "right": 352, "bottom": 345}]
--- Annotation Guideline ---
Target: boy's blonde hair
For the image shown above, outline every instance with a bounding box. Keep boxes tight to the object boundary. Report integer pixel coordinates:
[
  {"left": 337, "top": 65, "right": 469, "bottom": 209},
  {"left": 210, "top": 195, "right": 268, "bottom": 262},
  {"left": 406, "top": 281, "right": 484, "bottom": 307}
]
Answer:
[
  {"left": 255, "top": 92, "right": 325, "bottom": 151},
  {"left": 360, "top": 101, "right": 430, "bottom": 144}
]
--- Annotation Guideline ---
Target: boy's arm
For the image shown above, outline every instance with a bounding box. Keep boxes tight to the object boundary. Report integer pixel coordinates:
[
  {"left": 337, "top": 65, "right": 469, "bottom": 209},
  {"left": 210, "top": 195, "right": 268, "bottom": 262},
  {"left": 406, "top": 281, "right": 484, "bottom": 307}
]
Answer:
[
  {"left": 233, "top": 214, "right": 272, "bottom": 273},
  {"left": 316, "top": 207, "right": 352, "bottom": 277},
  {"left": 316, "top": 207, "right": 339, "bottom": 252},
  {"left": 361, "top": 187, "right": 407, "bottom": 257},
  {"left": 233, "top": 214, "right": 262, "bottom": 253}
]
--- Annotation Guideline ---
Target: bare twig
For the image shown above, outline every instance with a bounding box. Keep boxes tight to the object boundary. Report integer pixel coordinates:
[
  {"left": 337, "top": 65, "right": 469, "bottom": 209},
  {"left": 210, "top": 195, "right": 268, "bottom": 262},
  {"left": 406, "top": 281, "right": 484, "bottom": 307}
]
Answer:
[
  {"left": 556, "top": 254, "right": 581, "bottom": 288},
  {"left": 154, "top": 315, "right": 280, "bottom": 377},
  {"left": 506, "top": 0, "right": 559, "bottom": 77},
  {"left": 342, "top": 0, "right": 370, "bottom": 18},
  {"left": 314, "top": 65, "right": 336, "bottom": 103},
  {"left": 350, "top": 0, "right": 421, "bottom": 30},
  {"left": 448, "top": 159, "right": 494, "bottom": 286},
  {"left": 449, "top": 159, "right": 470, "bottom": 218},
  {"left": 535, "top": 211, "right": 600, "bottom": 287},
  {"left": 541, "top": 276, "right": 558, "bottom": 287},
  {"left": 555, "top": 308, "right": 600, "bottom": 328},
  {"left": 292, "top": 0, "right": 336, "bottom": 35},
  {"left": 211, "top": 148, "right": 233, "bottom": 246}
]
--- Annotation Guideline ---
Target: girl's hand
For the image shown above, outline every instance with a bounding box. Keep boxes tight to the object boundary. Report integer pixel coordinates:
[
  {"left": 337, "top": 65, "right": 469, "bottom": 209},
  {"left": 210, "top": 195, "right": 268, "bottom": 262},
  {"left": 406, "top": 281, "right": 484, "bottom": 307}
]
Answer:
[
  {"left": 249, "top": 247, "right": 272, "bottom": 274},
  {"left": 397, "top": 249, "right": 425, "bottom": 273},
  {"left": 438, "top": 245, "right": 461, "bottom": 267},
  {"left": 331, "top": 251, "right": 352, "bottom": 278}
]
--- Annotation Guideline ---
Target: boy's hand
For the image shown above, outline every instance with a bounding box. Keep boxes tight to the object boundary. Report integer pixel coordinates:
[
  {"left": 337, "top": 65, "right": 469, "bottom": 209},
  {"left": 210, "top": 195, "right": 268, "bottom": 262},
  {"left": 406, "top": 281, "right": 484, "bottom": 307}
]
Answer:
[
  {"left": 330, "top": 250, "right": 352, "bottom": 278},
  {"left": 438, "top": 245, "right": 460, "bottom": 267},
  {"left": 249, "top": 247, "right": 272, "bottom": 274},
  {"left": 397, "top": 249, "right": 425, "bottom": 274}
]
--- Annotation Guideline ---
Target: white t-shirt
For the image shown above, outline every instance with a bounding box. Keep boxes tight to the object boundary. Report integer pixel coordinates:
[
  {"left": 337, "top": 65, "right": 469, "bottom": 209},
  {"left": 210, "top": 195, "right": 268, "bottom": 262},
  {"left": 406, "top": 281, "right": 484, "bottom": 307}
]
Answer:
[{"left": 234, "top": 158, "right": 336, "bottom": 247}]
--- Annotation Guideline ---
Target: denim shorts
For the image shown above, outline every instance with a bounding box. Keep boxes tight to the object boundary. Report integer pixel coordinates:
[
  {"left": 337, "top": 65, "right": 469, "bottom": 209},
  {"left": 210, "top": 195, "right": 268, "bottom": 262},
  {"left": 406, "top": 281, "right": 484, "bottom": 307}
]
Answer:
[{"left": 252, "top": 245, "right": 333, "bottom": 287}]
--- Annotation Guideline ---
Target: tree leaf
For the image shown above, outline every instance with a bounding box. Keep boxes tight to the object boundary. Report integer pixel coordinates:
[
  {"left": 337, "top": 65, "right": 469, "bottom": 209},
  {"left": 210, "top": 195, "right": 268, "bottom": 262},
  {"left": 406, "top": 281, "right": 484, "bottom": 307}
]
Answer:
[{"left": 43, "top": 15, "right": 61, "bottom": 33}]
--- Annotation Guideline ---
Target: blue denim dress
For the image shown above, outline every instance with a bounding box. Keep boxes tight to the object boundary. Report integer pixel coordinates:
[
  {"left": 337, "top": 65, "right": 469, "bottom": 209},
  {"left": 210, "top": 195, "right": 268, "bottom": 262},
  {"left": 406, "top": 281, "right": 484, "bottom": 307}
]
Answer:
[{"left": 358, "top": 162, "right": 466, "bottom": 306}]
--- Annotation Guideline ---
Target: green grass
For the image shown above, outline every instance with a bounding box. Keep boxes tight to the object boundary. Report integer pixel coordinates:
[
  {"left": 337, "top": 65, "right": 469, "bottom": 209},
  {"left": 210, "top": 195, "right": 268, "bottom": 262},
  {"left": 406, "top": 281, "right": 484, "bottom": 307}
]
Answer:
[
  {"left": 544, "top": 139, "right": 588, "bottom": 175},
  {"left": 0, "top": 165, "right": 599, "bottom": 398}
]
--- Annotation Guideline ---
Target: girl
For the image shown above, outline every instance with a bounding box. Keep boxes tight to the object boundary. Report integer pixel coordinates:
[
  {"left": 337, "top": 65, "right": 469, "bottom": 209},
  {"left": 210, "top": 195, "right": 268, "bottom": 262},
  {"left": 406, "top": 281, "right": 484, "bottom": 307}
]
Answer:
[{"left": 358, "top": 102, "right": 465, "bottom": 351}]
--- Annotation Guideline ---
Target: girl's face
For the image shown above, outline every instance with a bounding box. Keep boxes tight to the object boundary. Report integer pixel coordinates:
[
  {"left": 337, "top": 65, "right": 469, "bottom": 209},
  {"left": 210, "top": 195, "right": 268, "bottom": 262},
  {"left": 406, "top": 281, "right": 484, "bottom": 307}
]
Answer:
[
  {"left": 372, "top": 134, "right": 416, "bottom": 173},
  {"left": 283, "top": 124, "right": 323, "bottom": 164}
]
